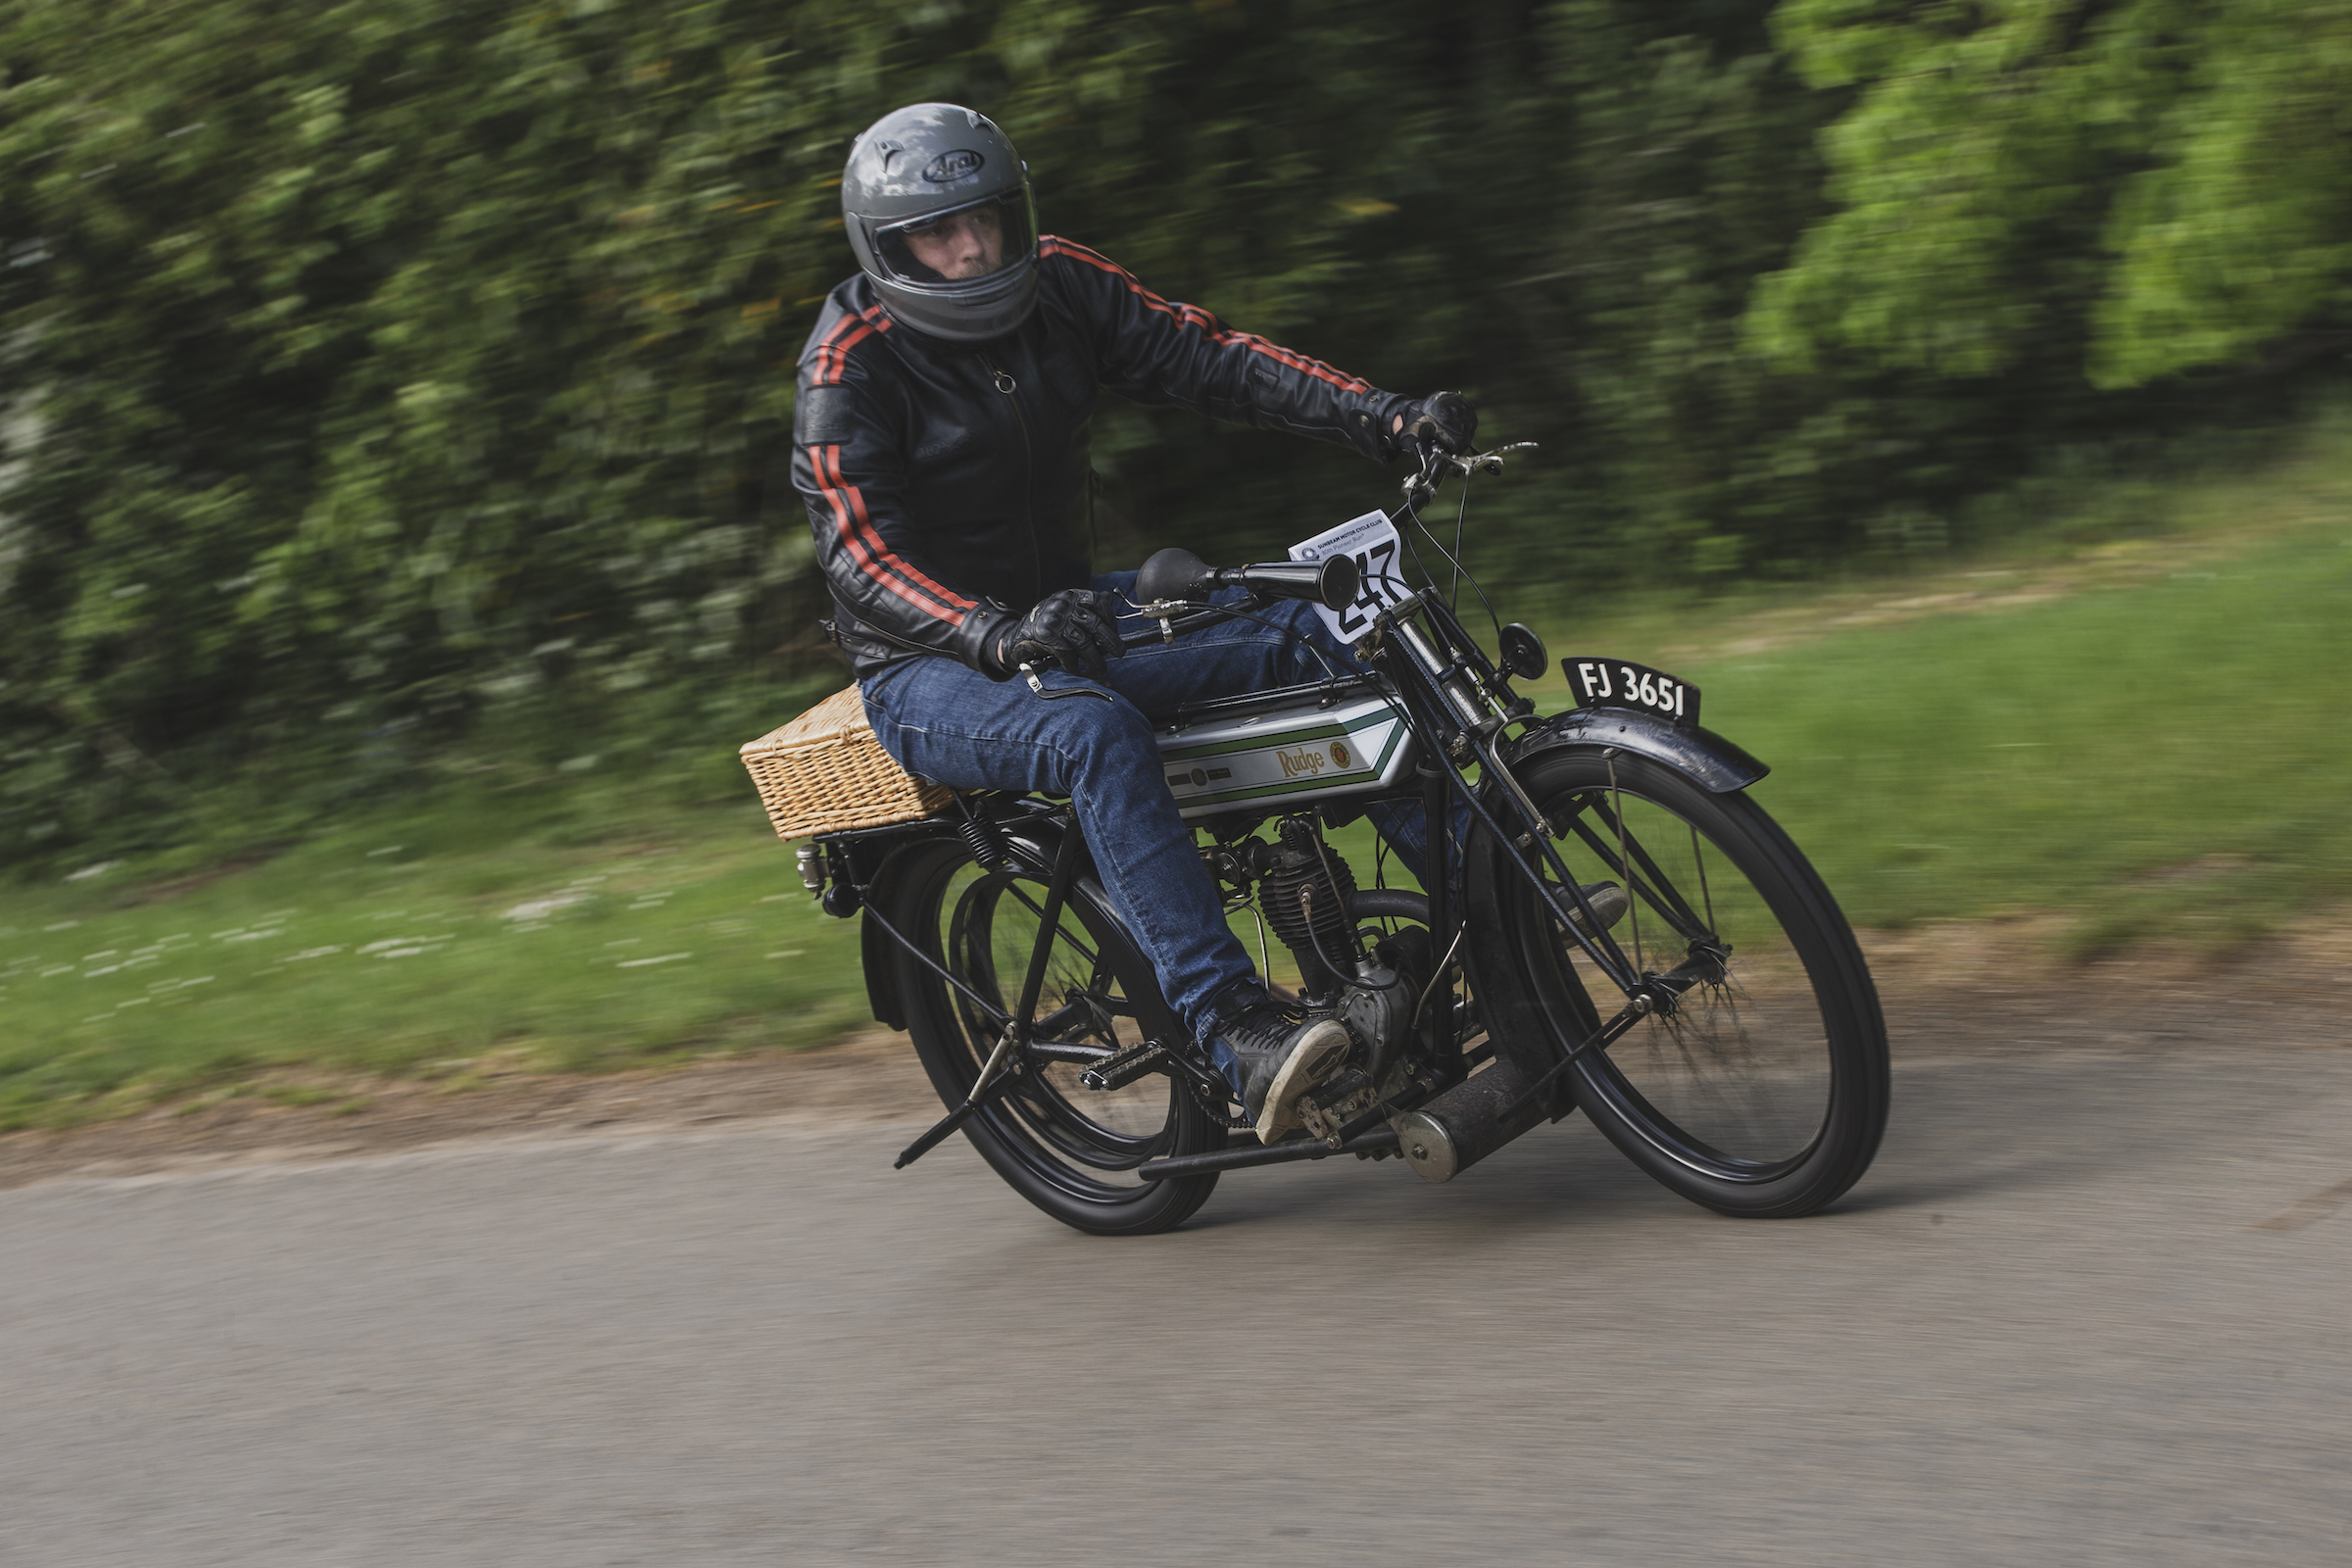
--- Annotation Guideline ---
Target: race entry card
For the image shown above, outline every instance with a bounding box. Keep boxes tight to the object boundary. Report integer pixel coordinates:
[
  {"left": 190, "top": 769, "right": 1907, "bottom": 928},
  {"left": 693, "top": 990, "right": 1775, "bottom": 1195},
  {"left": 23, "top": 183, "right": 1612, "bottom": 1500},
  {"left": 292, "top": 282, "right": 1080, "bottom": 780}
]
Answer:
[{"left": 1290, "top": 510, "right": 1411, "bottom": 643}]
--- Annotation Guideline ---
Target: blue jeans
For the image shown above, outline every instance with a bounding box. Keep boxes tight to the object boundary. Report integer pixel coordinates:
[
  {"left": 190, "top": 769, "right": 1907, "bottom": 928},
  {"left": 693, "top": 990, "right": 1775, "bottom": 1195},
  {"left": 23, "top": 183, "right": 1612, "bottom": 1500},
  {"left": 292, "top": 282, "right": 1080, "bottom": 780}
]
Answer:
[{"left": 859, "top": 573, "right": 1436, "bottom": 1054}]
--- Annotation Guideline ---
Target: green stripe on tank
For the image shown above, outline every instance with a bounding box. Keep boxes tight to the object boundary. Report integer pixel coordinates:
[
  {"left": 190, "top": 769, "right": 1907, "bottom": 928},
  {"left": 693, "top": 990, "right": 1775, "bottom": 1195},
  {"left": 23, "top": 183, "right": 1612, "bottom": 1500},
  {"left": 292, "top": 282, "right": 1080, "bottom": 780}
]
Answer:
[
  {"left": 1169, "top": 723, "right": 1411, "bottom": 810},
  {"left": 1160, "top": 724, "right": 1347, "bottom": 763},
  {"left": 1159, "top": 704, "right": 1400, "bottom": 764}
]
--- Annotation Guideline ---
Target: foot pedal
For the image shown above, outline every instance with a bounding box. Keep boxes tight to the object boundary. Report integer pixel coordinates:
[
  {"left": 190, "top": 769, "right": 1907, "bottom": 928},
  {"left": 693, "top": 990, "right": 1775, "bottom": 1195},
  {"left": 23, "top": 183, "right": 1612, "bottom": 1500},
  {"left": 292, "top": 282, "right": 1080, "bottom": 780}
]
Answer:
[
  {"left": 1080, "top": 1039, "right": 1169, "bottom": 1093},
  {"left": 1298, "top": 1066, "right": 1375, "bottom": 1147}
]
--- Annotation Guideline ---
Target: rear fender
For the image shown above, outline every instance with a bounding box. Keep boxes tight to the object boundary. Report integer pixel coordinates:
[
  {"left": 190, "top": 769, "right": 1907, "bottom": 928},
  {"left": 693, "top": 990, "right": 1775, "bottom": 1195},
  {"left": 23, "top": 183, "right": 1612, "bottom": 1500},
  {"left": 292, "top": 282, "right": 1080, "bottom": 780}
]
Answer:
[{"left": 856, "top": 813, "right": 1068, "bottom": 1032}]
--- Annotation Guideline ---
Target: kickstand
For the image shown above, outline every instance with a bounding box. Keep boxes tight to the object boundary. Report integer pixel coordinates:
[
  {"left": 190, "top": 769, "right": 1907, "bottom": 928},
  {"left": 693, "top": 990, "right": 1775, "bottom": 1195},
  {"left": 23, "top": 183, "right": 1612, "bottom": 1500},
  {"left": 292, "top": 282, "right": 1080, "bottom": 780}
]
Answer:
[{"left": 893, "top": 1026, "right": 1021, "bottom": 1170}]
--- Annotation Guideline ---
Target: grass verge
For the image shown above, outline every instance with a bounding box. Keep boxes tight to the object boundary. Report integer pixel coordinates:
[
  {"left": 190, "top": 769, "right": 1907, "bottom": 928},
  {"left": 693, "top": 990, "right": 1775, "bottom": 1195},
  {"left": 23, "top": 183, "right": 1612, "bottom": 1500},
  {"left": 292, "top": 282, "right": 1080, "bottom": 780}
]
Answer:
[
  {"left": 0, "top": 792, "right": 866, "bottom": 1130},
  {"left": 5, "top": 416, "right": 2349, "bottom": 1129},
  {"left": 1503, "top": 425, "right": 2352, "bottom": 952}
]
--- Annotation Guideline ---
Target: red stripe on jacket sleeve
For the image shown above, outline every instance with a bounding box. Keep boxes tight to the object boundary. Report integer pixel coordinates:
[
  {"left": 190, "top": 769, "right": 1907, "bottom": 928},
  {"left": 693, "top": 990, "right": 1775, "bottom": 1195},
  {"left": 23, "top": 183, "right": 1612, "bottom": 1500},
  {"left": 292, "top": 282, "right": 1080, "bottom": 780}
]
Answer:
[
  {"left": 1040, "top": 237, "right": 1372, "bottom": 394},
  {"left": 810, "top": 304, "right": 894, "bottom": 387},
  {"left": 815, "top": 445, "right": 975, "bottom": 624}
]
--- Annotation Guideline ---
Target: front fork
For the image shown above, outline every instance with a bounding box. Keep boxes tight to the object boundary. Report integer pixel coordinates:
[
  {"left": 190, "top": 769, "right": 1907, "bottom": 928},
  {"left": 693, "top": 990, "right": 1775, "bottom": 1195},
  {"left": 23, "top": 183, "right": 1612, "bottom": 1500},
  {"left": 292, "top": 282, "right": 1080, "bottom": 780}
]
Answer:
[{"left": 1364, "top": 594, "right": 1648, "bottom": 1001}]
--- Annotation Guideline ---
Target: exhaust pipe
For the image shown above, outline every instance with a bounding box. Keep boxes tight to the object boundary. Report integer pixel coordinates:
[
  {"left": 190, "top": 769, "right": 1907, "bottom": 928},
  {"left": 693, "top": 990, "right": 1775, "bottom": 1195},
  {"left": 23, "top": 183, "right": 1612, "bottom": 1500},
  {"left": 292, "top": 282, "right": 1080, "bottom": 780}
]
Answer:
[{"left": 1392, "top": 1059, "right": 1551, "bottom": 1184}]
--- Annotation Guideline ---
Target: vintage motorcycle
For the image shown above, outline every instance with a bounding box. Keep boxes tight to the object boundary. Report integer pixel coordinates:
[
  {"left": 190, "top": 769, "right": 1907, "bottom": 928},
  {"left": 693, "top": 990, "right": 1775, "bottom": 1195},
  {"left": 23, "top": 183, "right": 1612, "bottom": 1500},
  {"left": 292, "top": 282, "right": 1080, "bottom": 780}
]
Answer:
[{"left": 793, "top": 441, "right": 1889, "bottom": 1235}]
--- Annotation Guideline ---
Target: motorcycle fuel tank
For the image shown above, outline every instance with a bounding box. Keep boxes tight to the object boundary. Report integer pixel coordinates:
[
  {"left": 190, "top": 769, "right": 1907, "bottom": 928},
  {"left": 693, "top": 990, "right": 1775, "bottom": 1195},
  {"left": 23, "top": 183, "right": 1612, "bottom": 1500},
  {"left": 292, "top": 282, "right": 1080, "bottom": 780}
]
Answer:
[{"left": 1154, "top": 688, "right": 1417, "bottom": 821}]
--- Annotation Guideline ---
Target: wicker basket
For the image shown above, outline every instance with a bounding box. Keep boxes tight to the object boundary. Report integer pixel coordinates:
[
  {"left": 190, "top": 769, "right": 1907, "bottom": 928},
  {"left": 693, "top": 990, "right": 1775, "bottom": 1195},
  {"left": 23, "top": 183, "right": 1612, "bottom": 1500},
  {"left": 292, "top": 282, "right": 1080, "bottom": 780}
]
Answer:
[{"left": 740, "top": 685, "right": 953, "bottom": 841}]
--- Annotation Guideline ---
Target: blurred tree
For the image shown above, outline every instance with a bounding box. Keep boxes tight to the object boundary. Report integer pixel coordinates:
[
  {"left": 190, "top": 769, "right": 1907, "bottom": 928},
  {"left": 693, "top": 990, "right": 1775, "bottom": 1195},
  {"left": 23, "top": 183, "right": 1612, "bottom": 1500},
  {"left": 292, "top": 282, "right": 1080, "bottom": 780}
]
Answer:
[
  {"left": 0, "top": 0, "right": 2337, "bottom": 869},
  {"left": 1750, "top": 0, "right": 2352, "bottom": 387}
]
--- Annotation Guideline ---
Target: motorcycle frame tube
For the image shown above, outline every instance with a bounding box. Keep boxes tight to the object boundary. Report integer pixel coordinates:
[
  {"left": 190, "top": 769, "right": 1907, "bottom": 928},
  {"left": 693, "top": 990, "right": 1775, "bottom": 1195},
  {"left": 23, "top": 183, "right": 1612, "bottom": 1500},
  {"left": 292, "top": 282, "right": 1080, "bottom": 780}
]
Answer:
[{"left": 1417, "top": 757, "right": 1460, "bottom": 1074}]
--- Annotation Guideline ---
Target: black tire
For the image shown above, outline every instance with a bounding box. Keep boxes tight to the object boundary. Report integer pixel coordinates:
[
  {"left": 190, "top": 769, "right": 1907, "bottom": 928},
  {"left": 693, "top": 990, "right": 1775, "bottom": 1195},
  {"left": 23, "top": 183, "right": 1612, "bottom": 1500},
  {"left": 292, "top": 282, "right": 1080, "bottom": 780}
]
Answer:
[
  {"left": 1463, "top": 749, "right": 1889, "bottom": 1217},
  {"left": 884, "top": 833, "right": 1221, "bottom": 1236}
]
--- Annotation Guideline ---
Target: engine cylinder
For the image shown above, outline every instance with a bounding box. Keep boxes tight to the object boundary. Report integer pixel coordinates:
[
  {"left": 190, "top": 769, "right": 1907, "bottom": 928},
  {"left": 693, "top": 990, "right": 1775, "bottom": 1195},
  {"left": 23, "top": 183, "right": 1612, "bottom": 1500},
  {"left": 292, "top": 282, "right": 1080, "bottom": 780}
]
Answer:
[{"left": 1259, "top": 818, "right": 1359, "bottom": 971}]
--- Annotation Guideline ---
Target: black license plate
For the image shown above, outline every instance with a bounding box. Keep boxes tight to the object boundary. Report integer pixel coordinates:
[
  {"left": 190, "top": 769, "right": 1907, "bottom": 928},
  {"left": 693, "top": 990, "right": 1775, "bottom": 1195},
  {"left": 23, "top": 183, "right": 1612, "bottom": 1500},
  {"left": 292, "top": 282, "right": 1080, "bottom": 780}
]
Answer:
[{"left": 1561, "top": 657, "right": 1699, "bottom": 727}]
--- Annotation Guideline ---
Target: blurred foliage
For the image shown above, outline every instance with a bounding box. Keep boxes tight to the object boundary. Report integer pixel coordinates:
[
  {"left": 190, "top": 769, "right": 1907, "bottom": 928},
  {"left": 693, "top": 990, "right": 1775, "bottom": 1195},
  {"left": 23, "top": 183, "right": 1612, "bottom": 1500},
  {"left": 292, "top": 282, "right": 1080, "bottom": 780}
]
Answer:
[
  {"left": 1754, "top": 0, "right": 2352, "bottom": 388},
  {"left": 1, "top": 0, "right": 2345, "bottom": 872}
]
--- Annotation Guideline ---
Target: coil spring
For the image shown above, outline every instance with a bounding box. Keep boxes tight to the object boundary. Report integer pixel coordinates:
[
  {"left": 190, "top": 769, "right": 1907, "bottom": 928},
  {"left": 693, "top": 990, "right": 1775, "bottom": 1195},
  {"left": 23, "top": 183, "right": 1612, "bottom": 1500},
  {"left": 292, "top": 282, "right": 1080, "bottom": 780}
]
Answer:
[{"left": 956, "top": 809, "right": 1011, "bottom": 872}]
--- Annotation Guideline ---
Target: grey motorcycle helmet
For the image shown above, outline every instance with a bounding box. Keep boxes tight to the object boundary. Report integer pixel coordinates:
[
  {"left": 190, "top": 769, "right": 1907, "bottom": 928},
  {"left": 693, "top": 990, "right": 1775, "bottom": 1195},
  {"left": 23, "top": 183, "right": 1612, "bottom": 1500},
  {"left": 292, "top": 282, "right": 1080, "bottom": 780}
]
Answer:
[{"left": 842, "top": 104, "right": 1040, "bottom": 342}]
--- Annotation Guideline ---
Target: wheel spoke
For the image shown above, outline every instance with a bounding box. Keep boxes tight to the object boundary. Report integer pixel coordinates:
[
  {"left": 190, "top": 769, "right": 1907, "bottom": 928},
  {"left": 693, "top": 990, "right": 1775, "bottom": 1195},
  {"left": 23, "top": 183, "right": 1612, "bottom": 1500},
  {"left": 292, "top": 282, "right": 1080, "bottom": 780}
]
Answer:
[
  {"left": 998, "top": 878, "right": 1104, "bottom": 971},
  {"left": 1501, "top": 758, "right": 1876, "bottom": 1200},
  {"left": 1571, "top": 792, "right": 1711, "bottom": 941}
]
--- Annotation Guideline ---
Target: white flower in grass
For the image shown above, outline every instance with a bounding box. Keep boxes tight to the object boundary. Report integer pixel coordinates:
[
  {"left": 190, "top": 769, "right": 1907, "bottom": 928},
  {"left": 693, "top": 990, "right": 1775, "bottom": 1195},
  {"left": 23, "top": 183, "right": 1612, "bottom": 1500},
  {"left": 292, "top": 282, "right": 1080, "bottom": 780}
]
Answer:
[
  {"left": 358, "top": 937, "right": 448, "bottom": 958},
  {"left": 503, "top": 892, "right": 591, "bottom": 921},
  {"left": 147, "top": 976, "right": 215, "bottom": 995}
]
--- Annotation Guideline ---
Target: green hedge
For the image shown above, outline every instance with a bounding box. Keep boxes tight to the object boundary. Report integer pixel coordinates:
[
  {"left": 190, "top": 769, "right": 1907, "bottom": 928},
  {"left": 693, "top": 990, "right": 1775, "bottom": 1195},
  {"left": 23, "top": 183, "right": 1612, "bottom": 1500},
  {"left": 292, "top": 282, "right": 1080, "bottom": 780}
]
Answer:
[{"left": 2, "top": 0, "right": 2344, "bottom": 870}]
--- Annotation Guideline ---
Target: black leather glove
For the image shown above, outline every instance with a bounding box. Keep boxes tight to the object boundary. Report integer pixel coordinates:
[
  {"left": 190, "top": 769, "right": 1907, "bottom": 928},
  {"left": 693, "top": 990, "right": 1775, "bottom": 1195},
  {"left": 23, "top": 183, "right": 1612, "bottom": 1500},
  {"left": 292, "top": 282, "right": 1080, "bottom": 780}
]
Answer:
[
  {"left": 1392, "top": 391, "right": 1479, "bottom": 460},
  {"left": 987, "top": 588, "right": 1125, "bottom": 679}
]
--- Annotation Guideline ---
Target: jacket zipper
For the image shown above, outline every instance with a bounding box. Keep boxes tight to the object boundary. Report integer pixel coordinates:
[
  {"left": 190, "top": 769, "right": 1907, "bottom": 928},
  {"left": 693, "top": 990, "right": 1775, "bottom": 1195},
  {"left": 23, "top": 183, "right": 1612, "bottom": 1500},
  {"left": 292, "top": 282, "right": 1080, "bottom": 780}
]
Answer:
[{"left": 978, "top": 349, "right": 1042, "bottom": 604}]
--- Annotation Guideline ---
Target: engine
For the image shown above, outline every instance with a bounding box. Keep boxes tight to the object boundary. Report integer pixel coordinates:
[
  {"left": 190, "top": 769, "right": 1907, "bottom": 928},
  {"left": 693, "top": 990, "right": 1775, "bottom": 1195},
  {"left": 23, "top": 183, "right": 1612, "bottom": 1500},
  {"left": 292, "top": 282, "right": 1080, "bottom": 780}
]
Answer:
[{"left": 1209, "top": 815, "right": 1433, "bottom": 1142}]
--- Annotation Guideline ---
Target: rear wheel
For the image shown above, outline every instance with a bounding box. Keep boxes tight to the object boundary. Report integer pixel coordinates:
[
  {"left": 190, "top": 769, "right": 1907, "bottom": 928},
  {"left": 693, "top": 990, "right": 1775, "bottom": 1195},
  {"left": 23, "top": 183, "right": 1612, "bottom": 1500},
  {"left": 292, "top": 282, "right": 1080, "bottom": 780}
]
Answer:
[
  {"left": 1464, "top": 750, "right": 1888, "bottom": 1216},
  {"left": 885, "top": 834, "right": 1221, "bottom": 1235}
]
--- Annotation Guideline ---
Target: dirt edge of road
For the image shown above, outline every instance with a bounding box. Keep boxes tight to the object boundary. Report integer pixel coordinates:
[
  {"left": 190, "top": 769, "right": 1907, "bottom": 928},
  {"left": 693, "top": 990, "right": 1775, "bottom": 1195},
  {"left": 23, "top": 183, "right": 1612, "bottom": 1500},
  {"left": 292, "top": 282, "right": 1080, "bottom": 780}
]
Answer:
[{"left": 7, "top": 914, "right": 2349, "bottom": 1192}]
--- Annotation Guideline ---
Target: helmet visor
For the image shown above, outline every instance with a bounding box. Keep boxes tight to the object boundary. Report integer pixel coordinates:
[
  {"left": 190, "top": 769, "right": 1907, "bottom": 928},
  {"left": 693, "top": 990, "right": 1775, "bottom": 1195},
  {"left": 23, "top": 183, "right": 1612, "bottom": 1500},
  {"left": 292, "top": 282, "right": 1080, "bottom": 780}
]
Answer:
[{"left": 869, "top": 191, "right": 1036, "bottom": 287}]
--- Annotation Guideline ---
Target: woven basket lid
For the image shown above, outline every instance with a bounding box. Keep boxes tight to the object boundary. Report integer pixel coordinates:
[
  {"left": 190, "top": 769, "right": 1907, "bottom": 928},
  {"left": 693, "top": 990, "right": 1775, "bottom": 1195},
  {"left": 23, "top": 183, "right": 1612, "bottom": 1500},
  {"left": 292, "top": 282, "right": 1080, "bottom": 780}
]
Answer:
[{"left": 741, "top": 686, "right": 869, "bottom": 756}]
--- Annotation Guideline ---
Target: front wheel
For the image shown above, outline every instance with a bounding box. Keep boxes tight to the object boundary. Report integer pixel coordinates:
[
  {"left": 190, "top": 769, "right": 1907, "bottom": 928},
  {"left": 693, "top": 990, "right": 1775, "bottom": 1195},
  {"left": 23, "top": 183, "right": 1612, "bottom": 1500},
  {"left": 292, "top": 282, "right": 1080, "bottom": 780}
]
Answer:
[
  {"left": 881, "top": 833, "right": 1222, "bottom": 1236},
  {"left": 1464, "top": 749, "right": 1889, "bottom": 1217}
]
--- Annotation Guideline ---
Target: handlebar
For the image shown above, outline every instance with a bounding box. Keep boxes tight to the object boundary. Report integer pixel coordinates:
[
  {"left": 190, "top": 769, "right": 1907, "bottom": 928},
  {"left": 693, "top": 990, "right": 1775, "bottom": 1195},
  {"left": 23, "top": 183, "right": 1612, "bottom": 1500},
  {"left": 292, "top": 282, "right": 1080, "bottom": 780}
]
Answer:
[
  {"left": 1402, "top": 439, "right": 1540, "bottom": 508},
  {"left": 1089, "top": 437, "right": 1540, "bottom": 665},
  {"left": 1132, "top": 547, "right": 1359, "bottom": 612}
]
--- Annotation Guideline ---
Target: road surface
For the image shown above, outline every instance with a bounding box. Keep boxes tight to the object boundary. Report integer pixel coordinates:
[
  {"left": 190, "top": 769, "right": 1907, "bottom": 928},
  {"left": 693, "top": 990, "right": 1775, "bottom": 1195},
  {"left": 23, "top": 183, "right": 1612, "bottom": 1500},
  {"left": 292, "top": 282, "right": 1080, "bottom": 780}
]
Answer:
[{"left": 5, "top": 1046, "right": 2349, "bottom": 1566}]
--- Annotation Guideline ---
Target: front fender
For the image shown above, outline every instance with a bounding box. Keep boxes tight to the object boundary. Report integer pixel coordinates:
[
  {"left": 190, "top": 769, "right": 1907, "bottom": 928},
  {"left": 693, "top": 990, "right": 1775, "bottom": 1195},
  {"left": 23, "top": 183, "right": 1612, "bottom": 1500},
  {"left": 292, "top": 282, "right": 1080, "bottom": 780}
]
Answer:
[{"left": 1508, "top": 707, "right": 1768, "bottom": 795}]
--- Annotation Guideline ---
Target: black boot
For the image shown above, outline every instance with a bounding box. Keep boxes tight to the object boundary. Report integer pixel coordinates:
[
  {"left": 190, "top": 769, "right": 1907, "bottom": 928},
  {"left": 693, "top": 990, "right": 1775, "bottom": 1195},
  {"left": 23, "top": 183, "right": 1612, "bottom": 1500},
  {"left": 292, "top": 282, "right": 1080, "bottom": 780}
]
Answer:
[
  {"left": 1550, "top": 879, "right": 1630, "bottom": 939},
  {"left": 1210, "top": 1003, "right": 1352, "bottom": 1145}
]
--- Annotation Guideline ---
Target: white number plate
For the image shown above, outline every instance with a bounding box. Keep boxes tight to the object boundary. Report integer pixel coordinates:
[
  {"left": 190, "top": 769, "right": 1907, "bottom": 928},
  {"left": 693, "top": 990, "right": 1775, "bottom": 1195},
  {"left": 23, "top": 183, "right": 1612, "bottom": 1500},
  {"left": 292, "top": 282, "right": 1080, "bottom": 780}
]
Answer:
[
  {"left": 1563, "top": 657, "right": 1701, "bottom": 727},
  {"left": 1290, "top": 510, "right": 1411, "bottom": 643}
]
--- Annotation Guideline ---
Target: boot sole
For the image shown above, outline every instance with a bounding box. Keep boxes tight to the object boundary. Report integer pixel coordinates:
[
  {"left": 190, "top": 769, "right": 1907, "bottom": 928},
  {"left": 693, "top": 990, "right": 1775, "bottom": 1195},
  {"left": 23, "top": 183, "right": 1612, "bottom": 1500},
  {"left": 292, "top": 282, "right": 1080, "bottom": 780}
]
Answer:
[{"left": 1252, "top": 1020, "right": 1352, "bottom": 1144}]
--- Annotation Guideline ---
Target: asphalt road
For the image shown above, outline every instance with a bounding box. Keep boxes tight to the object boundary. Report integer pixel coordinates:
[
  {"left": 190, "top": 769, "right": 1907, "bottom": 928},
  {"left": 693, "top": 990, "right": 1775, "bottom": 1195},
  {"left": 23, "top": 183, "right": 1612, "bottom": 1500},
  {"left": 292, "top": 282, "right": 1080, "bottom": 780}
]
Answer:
[{"left": 5, "top": 1047, "right": 2349, "bottom": 1567}]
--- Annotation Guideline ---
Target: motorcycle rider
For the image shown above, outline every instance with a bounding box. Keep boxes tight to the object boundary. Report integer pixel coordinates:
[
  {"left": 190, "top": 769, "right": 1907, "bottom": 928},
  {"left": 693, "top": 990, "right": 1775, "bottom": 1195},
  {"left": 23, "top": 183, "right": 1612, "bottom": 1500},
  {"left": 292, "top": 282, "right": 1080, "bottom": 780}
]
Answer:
[{"left": 792, "top": 104, "right": 1477, "bottom": 1143}]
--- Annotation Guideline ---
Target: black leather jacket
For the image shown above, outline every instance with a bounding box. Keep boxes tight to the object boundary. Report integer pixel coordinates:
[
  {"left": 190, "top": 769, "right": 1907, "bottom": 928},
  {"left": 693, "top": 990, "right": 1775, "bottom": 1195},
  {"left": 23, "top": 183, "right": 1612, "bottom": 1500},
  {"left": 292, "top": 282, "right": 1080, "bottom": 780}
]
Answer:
[{"left": 791, "top": 237, "right": 1409, "bottom": 678}]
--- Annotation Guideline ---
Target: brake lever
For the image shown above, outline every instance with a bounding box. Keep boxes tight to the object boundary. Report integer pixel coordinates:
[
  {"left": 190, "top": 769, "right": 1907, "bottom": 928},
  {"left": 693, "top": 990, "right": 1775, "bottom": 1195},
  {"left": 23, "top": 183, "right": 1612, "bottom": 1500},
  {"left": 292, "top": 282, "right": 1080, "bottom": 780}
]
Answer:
[
  {"left": 1401, "top": 440, "right": 1536, "bottom": 505},
  {"left": 1455, "top": 440, "right": 1539, "bottom": 476}
]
